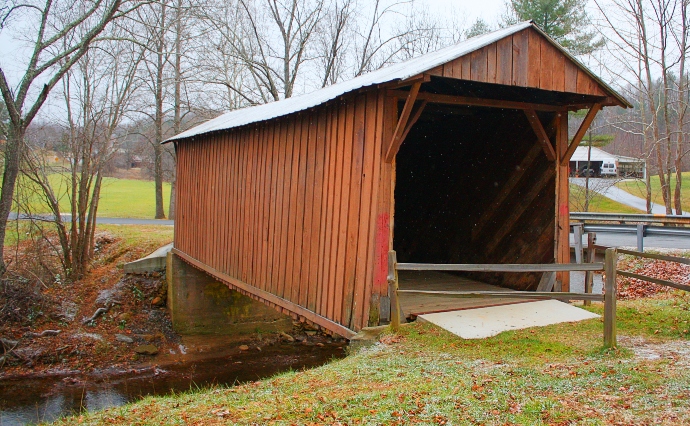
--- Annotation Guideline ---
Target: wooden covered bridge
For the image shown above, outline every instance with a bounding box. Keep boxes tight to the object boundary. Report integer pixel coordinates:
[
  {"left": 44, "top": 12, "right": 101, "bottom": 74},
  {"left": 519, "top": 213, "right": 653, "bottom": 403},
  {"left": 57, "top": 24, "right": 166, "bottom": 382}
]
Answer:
[{"left": 165, "top": 21, "right": 629, "bottom": 338}]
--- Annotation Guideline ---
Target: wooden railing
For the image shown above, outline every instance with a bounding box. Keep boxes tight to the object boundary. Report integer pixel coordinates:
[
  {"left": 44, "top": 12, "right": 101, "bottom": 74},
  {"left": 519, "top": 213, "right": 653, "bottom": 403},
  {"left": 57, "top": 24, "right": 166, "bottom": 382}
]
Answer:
[{"left": 387, "top": 248, "right": 619, "bottom": 348}]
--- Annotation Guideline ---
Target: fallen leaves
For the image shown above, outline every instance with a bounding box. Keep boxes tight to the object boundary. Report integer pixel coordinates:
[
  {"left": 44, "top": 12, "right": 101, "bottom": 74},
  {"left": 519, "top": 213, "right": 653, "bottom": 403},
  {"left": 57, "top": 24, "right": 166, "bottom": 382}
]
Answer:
[{"left": 616, "top": 257, "right": 690, "bottom": 299}]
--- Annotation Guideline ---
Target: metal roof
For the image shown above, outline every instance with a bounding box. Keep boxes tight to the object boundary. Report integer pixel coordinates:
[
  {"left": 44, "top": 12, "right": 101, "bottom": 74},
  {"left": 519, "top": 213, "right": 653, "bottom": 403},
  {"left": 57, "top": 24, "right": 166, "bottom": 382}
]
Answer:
[
  {"left": 570, "top": 146, "right": 644, "bottom": 163},
  {"left": 166, "top": 21, "right": 629, "bottom": 143}
]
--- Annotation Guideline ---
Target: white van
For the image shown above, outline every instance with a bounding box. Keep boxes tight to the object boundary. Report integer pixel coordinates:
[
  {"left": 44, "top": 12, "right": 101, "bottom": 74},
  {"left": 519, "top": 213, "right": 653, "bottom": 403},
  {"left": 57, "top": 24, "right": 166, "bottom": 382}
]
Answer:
[{"left": 600, "top": 158, "right": 618, "bottom": 177}]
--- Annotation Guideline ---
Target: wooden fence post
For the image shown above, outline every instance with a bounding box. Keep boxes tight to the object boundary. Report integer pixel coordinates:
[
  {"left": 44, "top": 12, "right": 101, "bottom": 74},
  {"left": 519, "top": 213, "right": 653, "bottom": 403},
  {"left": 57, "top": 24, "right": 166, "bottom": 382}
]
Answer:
[
  {"left": 388, "top": 251, "right": 401, "bottom": 331},
  {"left": 583, "top": 232, "right": 596, "bottom": 307},
  {"left": 604, "top": 247, "right": 617, "bottom": 348}
]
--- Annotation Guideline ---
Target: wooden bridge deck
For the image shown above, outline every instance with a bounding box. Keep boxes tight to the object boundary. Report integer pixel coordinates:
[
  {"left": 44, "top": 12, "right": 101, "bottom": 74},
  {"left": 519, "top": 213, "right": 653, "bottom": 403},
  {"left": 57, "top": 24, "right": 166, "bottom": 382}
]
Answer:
[{"left": 398, "top": 270, "right": 536, "bottom": 318}]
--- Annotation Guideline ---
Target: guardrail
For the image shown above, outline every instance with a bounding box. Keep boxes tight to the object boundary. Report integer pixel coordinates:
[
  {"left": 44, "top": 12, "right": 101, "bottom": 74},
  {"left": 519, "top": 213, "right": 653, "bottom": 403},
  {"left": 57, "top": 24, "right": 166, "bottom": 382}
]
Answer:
[
  {"left": 570, "top": 212, "right": 690, "bottom": 251},
  {"left": 387, "top": 249, "right": 619, "bottom": 348},
  {"left": 570, "top": 212, "right": 690, "bottom": 225}
]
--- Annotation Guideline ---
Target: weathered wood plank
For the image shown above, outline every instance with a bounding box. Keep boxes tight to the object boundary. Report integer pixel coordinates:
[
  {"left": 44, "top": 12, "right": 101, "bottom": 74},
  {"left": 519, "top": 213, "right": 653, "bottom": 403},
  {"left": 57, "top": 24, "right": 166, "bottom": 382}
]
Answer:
[
  {"left": 512, "top": 31, "right": 529, "bottom": 86},
  {"left": 555, "top": 114, "right": 571, "bottom": 291},
  {"left": 552, "top": 51, "right": 566, "bottom": 92},
  {"left": 496, "top": 36, "right": 513, "bottom": 85},
  {"left": 539, "top": 37, "right": 554, "bottom": 90},
  {"left": 343, "top": 95, "right": 367, "bottom": 326},
  {"left": 396, "top": 262, "right": 603, "bottom": 272},
  {"left": 470, "top": 49, "right": 488, "bottom": 82},
  {"left": 486, "top": 42, "right": 497, "bottom": 83},
  {"left": 396, "top": 289, "right": 605, "bottom": 301},
  {"left": 564, "top": 62, "right": 578, "bottom": 92},
  {"left": 334, "top": 100, "right": 355, "bottom": 322},
  {"left": 527, "top": 29, "right": 541, "bottom": 87}
]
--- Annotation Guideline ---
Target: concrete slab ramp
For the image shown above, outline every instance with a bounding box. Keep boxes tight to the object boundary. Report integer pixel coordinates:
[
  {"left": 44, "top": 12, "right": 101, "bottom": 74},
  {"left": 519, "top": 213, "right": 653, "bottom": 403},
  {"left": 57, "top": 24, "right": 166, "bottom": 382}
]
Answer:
[{"left": 417, "top": 299, "right": 599, "bottom": 339}]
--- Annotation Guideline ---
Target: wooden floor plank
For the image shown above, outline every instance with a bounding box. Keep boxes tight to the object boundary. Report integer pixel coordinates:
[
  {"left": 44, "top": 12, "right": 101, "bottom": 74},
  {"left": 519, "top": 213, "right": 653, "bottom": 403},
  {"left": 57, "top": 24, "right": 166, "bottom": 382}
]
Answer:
[{"left": 398, "top": 271, "right": 536, "bottom": 316}]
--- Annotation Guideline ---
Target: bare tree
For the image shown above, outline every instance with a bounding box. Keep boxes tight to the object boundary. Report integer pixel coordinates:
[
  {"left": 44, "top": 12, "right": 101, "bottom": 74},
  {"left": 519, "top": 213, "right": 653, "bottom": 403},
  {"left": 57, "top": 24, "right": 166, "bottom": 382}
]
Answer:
[
  {"left": 0, "top": 0, "right": 140, "bottom": 273},
  {"left": 594, "top": 0, "right": 690, "bottom": 214},
  {"left": 20, "top": 34, "right": 144, "bottom": 279}
]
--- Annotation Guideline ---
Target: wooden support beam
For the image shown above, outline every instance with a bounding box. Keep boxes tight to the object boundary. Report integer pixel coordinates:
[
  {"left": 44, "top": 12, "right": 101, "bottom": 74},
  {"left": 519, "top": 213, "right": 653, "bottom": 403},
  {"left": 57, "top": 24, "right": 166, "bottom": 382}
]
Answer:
[
  {"left": 561, "top": 103, "right": 601, "bottom": 165},
  {"left": 386, "top": 90, "right": 568, "bottom": 112},
  {"left": 396, "top": 289, "right": 604, "bottom": 302},
  {"left": 524, "top": 109, "right": 556, "bottom": 161},
  {"left": 398, "top": 100, "right": 427, "bottom": 145},
  {"left": 385, "top": 82, "right": 422, "bottom": 163},
  {"left": 485, "top": 167, "right": 555, "bottom": 255}
]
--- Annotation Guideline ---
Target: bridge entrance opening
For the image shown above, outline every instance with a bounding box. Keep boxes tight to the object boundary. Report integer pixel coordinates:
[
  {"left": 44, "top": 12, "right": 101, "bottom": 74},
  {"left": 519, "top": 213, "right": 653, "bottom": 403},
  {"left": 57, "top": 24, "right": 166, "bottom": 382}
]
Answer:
[{"left": 393, "top": 100, "right": 557, "bottom": 293}]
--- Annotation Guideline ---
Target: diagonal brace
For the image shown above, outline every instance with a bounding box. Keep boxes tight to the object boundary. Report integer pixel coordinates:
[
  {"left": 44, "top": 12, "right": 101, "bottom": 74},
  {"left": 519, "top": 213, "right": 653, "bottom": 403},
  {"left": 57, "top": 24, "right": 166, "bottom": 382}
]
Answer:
[
  {"left": 524, "top": 109, "right": 556, "bottom": 161},
  {"left": 385, "top": 82, "right": 422, "bottom": 163},
  {"left": 561, "top": 104, "right": 602, "bottom": 165}
]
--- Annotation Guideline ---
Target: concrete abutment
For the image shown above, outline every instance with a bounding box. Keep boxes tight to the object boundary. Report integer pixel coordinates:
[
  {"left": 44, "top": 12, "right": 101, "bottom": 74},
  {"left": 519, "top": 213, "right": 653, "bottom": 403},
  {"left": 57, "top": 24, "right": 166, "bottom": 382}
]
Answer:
[{"left": 166, "top": 252, "right": 292, "bottom": 335}]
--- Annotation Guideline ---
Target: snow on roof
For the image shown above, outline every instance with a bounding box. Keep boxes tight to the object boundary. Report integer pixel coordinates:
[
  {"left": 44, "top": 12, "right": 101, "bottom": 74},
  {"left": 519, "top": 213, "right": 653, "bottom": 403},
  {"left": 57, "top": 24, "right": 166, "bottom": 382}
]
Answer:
[
  {"left": 570, "top": 146, "right": 644, "bottom": 163},
  {"left": 166, "top": 21, "right": 628, "bottom": 143}
]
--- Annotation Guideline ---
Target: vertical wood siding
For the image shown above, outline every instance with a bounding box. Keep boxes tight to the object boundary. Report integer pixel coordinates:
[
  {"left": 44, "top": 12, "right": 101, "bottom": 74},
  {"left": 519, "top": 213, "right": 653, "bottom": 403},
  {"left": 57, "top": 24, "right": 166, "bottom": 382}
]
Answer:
[
  {"left": 175, "top": 92, "right": 384, "bottom": 333},
  {"left": 427, "top": 27, "right": 607, "bottom": 97}
]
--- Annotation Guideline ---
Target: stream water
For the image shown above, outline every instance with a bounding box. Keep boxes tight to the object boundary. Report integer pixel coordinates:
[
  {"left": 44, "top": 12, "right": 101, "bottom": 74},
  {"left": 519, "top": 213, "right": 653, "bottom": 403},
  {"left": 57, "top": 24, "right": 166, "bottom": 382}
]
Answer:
[{"left": 0, "top": 337, "right": 347, "bottom": 425}]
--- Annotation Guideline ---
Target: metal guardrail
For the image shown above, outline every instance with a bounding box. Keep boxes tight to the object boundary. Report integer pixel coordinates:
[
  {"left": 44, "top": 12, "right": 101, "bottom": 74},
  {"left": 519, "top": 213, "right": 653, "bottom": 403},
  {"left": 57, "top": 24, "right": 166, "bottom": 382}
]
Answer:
[
  {"left": 570, "top": 212, "right": 690, "bottom": 225},
  {"left": 570, "top": 212, "right": 690, "bottom": 252},
  {"left": 388, "top": 249, "right": 619, "bottom": 348}
]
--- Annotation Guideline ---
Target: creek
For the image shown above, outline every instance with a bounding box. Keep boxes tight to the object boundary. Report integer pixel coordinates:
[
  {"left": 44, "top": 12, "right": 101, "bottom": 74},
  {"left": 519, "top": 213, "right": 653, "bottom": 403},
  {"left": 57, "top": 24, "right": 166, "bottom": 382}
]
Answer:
[{"left": 0, "top": 335, "right": 347, "bottom": 425}]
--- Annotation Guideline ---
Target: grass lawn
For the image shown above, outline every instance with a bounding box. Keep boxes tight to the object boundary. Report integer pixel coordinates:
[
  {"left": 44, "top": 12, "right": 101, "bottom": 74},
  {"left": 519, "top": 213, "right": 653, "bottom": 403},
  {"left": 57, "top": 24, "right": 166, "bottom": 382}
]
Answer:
[
  {"left": 569, "top": 184, "right": 643, "bottom": 214},
  {"left": 15, "top": 174, "right": 172, "bottom": 219},
  {"left": 56, "top": 295, "right": 690, "bottom": 425},
  {"left": 616, "top": 172, "right": 690, "bottom": 213}
]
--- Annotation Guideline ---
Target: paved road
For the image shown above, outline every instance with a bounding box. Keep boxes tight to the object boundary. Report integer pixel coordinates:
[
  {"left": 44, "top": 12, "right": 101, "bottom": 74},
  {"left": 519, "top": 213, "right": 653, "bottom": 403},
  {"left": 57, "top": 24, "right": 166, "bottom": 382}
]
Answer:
[
  {"left": 10, "top": 213, "right": 174, "bottom": 226},
  {"left": 570, "top": 177, "right": 674, "bottom": 214}
]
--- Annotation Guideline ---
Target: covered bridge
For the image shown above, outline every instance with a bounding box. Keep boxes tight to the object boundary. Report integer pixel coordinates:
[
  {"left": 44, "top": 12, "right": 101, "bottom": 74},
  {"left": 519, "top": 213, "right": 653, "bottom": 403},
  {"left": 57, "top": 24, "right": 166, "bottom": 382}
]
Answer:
[{"left": 166, "top": 22, "right": 629, "bottom": 338}]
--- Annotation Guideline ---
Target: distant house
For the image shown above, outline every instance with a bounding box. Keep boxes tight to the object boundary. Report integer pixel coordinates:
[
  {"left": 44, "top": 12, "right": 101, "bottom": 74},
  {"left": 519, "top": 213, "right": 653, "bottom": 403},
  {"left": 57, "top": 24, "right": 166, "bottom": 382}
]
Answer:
[{"left": 569, "top": 146, "right": 646, "bottom": 178}]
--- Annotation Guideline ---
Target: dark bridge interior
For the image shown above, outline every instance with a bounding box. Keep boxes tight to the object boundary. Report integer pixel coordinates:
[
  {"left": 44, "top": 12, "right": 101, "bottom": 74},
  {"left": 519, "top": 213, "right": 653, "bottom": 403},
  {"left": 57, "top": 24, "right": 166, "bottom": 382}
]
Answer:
[{"left": 393, "top": 103, "right": 557, "bottom": 290}]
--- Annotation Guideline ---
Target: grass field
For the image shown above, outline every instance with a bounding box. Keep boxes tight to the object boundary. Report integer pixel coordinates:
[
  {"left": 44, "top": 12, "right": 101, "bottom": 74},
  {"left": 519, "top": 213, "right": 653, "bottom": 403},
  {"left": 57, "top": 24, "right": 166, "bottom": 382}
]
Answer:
[
  {"left": 616, "top": 172, "right": 690, "bottom": 213},
  {"left": 569, "top": 184, "right": 643, "bottom": 213},
  {"left": 15, "top": 174, "right": 172, "bottom": 219},
  {"left": 56, "top": 295, "right": 690, "bottom": 425}
]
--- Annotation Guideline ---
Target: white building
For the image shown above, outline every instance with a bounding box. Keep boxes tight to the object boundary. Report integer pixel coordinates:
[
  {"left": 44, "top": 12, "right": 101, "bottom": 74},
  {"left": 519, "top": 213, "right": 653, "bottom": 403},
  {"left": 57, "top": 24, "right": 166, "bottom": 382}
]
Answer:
[{"left": 569, "top": 146, "right": 646, "bottom": 178}]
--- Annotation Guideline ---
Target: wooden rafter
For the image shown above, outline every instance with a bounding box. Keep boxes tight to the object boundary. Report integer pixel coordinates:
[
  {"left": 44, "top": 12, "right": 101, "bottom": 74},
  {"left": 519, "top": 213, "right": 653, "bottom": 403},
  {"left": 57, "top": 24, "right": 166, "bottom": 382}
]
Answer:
[
  {"left": 386, "top": 90, "right": 569, "bottom": 112},
  {"left": 524, "top": 109, "right": 556, "bottom": 161},
  {"left": 561, "top": 103, "right": 602, "bottom": 165},
  {"left": 385, "top": 82, "right": 422, "bottom": 163}
]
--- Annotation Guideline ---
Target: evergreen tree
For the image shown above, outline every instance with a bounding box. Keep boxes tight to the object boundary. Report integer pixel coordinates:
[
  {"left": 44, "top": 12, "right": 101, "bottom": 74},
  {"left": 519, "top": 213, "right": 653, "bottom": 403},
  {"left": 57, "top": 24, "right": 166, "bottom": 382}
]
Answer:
[
  {"left": 465, "top": 18, "right": 492, "bottom": 39},
  {"left": 503, "top": 0, "right": 603, "bottom": 55}
]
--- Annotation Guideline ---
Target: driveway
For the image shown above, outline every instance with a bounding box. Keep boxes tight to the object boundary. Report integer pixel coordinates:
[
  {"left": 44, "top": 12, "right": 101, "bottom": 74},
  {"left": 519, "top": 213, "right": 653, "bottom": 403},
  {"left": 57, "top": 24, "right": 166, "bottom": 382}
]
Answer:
[{"left": 570, "top": 178, "right": 672, "bottom": 214}]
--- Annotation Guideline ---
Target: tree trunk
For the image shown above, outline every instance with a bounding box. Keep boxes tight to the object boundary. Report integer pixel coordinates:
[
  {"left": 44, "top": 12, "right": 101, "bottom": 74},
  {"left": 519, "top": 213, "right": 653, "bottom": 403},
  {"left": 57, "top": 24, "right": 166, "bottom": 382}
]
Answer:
[
  {"left": 0, "top": 126, "right": 24, "bottom": 273},
  {"left": 154, "top": 0, "right": 167, "bottom": 219}
]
